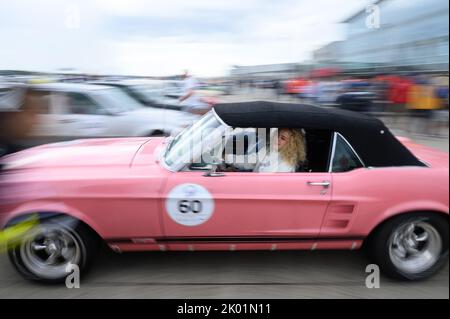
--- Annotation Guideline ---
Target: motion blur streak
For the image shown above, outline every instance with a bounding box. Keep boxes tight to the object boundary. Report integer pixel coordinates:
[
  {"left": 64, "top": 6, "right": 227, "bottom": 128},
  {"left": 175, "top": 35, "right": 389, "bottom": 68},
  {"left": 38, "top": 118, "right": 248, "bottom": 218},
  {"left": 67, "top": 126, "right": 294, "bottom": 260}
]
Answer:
[{"left": 0, "top": 214, "right": 39, "bottom": 253}]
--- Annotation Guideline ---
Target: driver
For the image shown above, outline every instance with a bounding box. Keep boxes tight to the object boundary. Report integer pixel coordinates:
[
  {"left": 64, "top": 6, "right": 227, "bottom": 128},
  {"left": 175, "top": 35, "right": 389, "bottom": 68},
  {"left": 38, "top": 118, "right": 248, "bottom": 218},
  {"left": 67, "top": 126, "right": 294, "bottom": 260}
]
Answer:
[{"left": 254, "top": 128, "right": 307, "bottom": 173}]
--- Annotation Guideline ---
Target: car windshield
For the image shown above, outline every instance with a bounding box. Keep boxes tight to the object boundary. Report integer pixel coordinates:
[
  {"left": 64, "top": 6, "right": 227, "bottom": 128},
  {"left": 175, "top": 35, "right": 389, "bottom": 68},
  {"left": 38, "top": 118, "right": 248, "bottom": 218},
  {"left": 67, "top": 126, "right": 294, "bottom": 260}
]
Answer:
[
  {"left": 131, "top": 84, "right": 164, "bottom": 102},
  {"left": 95, "top": 88, "right": 143, "bottom": 113},
  {"left": 164, "top": 111, "right": 230, "bottom": 171}
]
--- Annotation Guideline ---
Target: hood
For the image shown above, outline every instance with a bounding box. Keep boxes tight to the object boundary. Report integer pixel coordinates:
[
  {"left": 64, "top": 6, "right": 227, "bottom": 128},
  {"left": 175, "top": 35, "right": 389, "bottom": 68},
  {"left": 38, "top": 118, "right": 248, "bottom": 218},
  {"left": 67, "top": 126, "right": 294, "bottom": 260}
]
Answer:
[
  {"left": 397, "top": 136, "right": 449, "bottom": 169},
  {"left": 1, "top": 138, "right": 151, "bottom": 170}
]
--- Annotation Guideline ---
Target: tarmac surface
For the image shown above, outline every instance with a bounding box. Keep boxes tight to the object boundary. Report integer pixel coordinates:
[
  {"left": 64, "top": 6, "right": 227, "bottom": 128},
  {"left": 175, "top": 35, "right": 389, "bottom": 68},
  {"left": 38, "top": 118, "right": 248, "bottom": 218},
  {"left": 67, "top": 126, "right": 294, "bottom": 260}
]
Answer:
[{"left": 0, "top": 249, "right": 448, "bottom": 299}]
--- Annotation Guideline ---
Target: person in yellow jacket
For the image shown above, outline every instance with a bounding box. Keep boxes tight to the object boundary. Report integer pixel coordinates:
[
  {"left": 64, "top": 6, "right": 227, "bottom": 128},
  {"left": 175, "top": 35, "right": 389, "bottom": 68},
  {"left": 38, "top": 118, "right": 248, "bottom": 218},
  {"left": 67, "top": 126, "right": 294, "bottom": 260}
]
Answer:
[{"left": 408, "top": 84, "right": 441, "bottom": 111}]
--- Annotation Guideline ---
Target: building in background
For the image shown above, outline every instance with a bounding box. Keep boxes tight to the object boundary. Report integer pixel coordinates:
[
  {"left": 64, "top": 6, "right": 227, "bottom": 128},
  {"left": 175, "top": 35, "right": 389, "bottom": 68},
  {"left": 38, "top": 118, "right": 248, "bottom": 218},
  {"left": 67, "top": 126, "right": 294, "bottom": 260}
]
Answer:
[
  {"left": 229, "top": 63, "right": 313, "bottom": 80},
  {"left": 314, "top": 0, "right": 449, "bottom": 75},
  {"left": 313, "top": 41, "right": 343, "bottom": 64}
]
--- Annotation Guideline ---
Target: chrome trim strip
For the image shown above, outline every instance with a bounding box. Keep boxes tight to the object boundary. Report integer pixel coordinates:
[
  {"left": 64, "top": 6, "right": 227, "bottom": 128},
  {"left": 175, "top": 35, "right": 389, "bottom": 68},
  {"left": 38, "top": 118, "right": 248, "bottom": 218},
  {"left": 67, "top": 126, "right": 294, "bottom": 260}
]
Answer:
[
  {"left": 106, "top": 235, "right": 367, "bottom": 244},
  {"left": 160, "top": 157, "right": 177, "bottom": 172},
  {"left": 337, "top": 132, "right": 366, "bottom": 168},
  {"left": 158, "top": 137, "right": 177, "bottom": 172},
  {"left": 362, "top": 165, "right": 430, "bottom": 170},
  {"left": 420, "top": 160, "right": 431, "bottom": 168},
  {"left": 329, "top": 132, "right": 366, "bottom": 172},
  {"left": 212, "top": 108, "right": 230, "bottom": 127},
  {"left": 328, "top": 132, "right": 338, "bottom": 173}
]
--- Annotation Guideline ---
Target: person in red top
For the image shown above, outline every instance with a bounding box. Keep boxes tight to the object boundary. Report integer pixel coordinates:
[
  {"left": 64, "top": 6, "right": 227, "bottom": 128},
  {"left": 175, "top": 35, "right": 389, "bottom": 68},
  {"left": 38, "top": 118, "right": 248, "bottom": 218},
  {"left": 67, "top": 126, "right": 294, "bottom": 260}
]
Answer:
[
  {"left": 389, "top": 76, "right": 413, "bottom": 106},
  {"left": 387, "top": 76, "right": 413, "bottom": 125}
]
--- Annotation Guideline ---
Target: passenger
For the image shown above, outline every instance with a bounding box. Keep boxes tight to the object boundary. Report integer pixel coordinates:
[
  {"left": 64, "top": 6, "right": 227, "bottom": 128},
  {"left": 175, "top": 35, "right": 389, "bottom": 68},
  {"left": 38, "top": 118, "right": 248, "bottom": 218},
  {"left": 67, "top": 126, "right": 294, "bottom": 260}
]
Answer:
[{"left": 254, "top": 128, "right": 307, "bottom": 173}]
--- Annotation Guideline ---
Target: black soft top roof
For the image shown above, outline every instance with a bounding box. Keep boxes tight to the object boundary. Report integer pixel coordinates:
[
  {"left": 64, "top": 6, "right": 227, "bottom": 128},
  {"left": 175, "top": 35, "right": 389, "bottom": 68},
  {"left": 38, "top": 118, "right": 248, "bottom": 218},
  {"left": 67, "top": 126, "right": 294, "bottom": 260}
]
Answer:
[{"left": 214, "top": 101, "right": 423, "bottom": 167}]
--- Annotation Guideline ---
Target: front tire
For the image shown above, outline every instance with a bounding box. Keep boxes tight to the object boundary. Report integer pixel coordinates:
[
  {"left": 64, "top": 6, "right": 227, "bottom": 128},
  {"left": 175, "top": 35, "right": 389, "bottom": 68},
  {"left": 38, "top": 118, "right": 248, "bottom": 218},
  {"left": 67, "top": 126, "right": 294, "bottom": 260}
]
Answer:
[
  {"left": 367, "top": 213, "right": 449, "bottom": 281},
  {"left": 8, "top": 217, "right": 98, "bottom": 284}
]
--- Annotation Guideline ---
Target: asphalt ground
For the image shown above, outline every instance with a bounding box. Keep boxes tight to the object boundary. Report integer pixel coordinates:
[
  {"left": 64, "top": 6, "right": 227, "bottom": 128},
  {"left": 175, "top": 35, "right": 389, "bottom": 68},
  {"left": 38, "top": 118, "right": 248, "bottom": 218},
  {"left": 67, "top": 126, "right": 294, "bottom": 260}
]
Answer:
[{"left": 0, "top": 249, "right": 448, "bottom": 298}]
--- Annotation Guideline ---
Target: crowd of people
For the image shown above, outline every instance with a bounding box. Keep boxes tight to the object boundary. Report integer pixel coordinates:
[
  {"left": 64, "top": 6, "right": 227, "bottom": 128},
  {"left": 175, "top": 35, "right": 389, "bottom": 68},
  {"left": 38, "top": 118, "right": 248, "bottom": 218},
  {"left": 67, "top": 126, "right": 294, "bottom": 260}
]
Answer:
[{"left": 236, "top": 73, "right": 449, "bottom": 137}]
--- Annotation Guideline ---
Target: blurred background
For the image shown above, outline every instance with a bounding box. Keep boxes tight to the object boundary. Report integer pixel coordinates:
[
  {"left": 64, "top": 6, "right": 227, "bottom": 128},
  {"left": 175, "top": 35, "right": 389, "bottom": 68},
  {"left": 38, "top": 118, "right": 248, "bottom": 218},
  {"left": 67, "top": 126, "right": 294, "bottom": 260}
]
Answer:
[
  {"left": 0, "top": 0, "right": 448, "bottom": 298},
  {"left": 1, "top": 0, "right": 449, "bottom": 156}
]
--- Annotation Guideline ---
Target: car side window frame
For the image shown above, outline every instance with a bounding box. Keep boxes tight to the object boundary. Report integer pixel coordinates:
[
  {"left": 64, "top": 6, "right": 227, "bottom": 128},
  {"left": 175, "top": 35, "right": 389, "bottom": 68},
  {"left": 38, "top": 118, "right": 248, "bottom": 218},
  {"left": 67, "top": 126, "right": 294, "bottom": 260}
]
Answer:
[{"left": 328, "top": 132, "right": 365, "bottom": 173}]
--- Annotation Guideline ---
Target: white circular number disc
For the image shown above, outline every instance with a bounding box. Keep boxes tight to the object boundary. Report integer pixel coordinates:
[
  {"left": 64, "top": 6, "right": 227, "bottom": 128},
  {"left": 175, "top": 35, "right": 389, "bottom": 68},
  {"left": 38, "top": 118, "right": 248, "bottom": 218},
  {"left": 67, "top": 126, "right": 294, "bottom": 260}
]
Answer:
[{"left": 165, "top": 183, "right": 214, "bottom": 226}]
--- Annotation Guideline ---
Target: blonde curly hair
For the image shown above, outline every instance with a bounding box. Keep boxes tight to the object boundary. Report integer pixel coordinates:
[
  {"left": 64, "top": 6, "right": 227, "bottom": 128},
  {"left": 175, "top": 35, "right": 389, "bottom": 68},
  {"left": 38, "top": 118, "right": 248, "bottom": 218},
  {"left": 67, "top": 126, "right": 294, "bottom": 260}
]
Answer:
[{"left": 278, "top": 128, "right": 307, "bottom": 167}]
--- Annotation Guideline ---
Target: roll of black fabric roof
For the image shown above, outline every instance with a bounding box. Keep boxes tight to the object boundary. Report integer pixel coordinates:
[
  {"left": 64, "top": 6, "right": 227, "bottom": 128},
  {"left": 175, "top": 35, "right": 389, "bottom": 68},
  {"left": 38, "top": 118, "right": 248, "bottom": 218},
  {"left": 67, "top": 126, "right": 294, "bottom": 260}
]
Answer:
[{"left": 213, "top": 101, "right": 424, "bottom": 168}]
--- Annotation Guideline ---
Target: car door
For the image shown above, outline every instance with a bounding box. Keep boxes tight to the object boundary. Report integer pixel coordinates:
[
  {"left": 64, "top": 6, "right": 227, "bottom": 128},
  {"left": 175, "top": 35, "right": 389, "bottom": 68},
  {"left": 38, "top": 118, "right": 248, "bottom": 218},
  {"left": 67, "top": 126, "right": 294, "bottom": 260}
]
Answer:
[
  {"left": 319, "top": 132, "right": 366, "bottom": 238},
  {"left": 29, "top": 90, "right": 60, "bottom": 137},
  {"left": 161, "top": 170, "right": 332, "bottom": 240}
]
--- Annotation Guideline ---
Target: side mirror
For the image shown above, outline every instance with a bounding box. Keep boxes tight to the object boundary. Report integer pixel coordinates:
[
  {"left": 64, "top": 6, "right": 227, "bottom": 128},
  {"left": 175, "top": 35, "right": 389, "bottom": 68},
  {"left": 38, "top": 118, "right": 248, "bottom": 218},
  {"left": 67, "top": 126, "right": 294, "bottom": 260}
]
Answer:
[
  {"left": 203, "top": 160, "right": 225, "bottom": 177},
  {"left": 203, "top": 163, "right": 224, "bottom": 177}
]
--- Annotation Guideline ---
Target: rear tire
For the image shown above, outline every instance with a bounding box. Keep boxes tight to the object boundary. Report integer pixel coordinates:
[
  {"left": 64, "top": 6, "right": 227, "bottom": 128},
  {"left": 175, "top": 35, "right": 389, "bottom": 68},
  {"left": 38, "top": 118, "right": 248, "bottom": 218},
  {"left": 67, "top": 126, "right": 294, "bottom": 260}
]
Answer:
[
  {"left": 8, "top": 217, "right": 99, "bottom": 284},
  {"left": 367, "top": 213, "right": 449, "bottom": 281}
]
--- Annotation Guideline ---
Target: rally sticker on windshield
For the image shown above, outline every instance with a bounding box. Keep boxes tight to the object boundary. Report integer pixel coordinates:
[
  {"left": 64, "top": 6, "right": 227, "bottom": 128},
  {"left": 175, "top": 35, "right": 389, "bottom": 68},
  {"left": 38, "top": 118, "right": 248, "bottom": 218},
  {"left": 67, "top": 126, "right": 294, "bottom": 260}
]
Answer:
[{"left": 165, "top": 183, "right": 215, "bottom": 226}]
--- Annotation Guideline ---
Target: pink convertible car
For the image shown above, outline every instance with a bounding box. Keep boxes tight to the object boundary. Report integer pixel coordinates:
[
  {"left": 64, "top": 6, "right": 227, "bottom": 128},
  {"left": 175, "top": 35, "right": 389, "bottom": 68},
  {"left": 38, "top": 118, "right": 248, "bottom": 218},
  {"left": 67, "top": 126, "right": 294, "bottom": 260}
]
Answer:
[{"left": 0, "top": 101, "right": 448, "bottom": 283}]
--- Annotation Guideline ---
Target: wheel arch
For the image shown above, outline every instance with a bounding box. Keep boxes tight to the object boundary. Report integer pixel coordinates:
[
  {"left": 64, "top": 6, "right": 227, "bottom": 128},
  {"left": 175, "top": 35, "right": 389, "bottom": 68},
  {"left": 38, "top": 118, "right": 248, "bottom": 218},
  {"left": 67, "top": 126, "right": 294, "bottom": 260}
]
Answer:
[
  {"left": 363, "top": 209, "right": 449, "bottom": 248},
  {"left": 5, "top": 211, "right": 104, "bottom": 242},
  {"left": 3, "top": 207, "right": 104, "bottom": 244}
]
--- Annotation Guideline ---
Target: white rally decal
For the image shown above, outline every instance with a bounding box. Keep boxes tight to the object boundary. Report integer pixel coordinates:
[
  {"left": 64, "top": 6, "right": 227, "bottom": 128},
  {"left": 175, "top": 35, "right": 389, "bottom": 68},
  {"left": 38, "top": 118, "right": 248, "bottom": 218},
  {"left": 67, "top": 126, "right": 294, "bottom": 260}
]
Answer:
[{"left": 165, "top": 183, "right": 214, "bottom": 226}]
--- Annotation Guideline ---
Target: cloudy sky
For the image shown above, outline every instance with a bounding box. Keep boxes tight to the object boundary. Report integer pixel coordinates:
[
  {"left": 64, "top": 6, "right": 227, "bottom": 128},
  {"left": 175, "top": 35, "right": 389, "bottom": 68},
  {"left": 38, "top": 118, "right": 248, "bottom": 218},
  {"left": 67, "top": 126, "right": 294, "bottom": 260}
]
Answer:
[{"left": 0, "top": 0, "right": 371, "bottom": 77}]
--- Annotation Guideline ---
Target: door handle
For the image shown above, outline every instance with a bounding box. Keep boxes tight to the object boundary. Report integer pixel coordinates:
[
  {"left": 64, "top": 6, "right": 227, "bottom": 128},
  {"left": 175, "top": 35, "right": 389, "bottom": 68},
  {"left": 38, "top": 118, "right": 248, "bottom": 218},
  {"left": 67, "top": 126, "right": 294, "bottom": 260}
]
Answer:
[{"left": 307, "top": 181, "right": 330, "bottom": 188}]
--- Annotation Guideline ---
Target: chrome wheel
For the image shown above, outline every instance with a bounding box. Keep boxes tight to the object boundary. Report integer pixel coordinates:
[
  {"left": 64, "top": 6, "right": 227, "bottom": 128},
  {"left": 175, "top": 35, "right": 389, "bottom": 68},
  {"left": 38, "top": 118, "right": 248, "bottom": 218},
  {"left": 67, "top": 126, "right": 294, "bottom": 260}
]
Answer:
[
  {"left": 389, "top": 221, "right": 442, "bottom": 275},
  {"left": 20, "top": 224, "right": 82, "bottom": 280}
]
